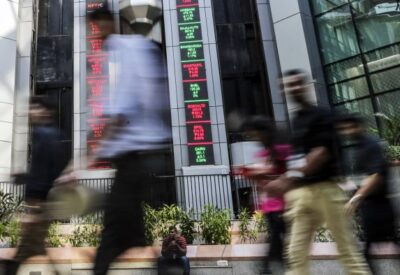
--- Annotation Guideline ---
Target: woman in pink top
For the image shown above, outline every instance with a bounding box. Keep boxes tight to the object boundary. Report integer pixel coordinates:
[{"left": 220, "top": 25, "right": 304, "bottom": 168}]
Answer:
[{"left": 242, "top": 116, "right": 291, "bottom": 275}]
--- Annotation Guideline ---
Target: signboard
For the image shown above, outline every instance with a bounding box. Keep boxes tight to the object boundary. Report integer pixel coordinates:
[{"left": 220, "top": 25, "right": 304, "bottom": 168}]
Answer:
[
  {"left": 177, "top": 0, "right": 215, "bottom": 165},
  {"left": 86, "top": 0, "right": 110, "bottom": 169}
]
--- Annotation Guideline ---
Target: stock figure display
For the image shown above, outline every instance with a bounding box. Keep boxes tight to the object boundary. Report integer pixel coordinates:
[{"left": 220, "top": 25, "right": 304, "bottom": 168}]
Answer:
[
  {"left": 177, "top": 0, "right": 215, "bottom": 165},
  {"left": 86, "top": 0, "right": 111, "bottom": 169}
]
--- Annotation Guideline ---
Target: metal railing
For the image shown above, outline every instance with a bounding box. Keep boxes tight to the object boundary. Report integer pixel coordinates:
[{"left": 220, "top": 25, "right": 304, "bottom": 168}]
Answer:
[{"left": 0, "top": 174, "right": 259, "bottom": 220}]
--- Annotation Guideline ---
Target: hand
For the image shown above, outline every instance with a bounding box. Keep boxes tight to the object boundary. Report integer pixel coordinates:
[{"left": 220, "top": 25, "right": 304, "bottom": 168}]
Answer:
[{"left": 344, "top": 194, "right": 363, "bottom": 216}]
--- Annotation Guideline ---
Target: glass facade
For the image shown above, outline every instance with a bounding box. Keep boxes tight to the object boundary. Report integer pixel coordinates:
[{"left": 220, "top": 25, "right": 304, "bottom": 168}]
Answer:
[{"left": 311, "top": 0, "right": 400, "bottom": 129}]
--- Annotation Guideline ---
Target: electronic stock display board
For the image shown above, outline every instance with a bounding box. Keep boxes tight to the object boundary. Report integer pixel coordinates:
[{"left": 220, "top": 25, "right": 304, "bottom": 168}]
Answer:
[
  {"left": 86, "top": 0, "right": 110, "bottom": 168},
  {"left": 177, "top": 0, "right": 215, "bottom": 165}
]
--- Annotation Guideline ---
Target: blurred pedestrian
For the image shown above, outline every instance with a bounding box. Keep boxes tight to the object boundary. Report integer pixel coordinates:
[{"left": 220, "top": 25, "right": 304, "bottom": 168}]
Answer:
[
  {"left": 82, "top": 7, "right": 170, "bottom": 275},
  {"left": 0, "top": 96, "right": 69, "bottom": 275},
  {"left": 266, "top": 69, "right": 371, "bottom": 275},
  {"left": 158, "top": 227, "right": 190, "bottom": 275},
  {"left": 241, "top": 116, "right": 291, "bottom": 274},
  {"left": 337, "top": 113, "right": 399, "bottom": 274}
]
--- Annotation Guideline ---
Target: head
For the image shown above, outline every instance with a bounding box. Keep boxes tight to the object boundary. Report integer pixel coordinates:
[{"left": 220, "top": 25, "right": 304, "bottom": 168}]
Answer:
[
  {"left": 241, "top": 116, "right": 276, "bottom": 148},
  {"left": 87, "top": 8, "right": 115, "bottom": 39},
  {"left": 281, "top": 69, "right": 312, "bottom": 106},
  {"left": 169, "top": 227, "right": 179, "bottom": 236},
  {"left": 336, "top": 113, "right": 365, "bottom": 141},
  {"left": 29, "top": 96, "right": 56, "bottom": 125}
]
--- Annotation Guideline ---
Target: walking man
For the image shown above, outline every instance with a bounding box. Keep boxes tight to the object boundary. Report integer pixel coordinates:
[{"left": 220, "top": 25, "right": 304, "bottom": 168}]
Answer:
[
  {"left": 1, "top": 96, "right": 69, "bottom": 275},
  {"left": 83, "top": 7, "right": 171, "bottom": 275},
  {"left": 337, "top": 114, "right": 399, "bottom": 274},
  {"left": 267, "top": 70, "right": 371, "bottom": 275}
]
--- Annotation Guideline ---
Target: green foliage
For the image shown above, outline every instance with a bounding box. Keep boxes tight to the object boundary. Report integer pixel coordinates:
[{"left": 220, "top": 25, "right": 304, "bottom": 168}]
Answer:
[
  {"left": 0, "top": 191, "right": 22, "bottom": 247},
  {"left": 199, "top": 205, "right": 231, "bottom": 245},
  {"left": 47, "top": 222, "right": 64, "bottom": 248},
  {"left": 0, "top": 219, "right": 21, "bottom": 247},
  {"left": 314, "top": 227, "right": 333, "bottom": 243},
  {"left": 143, "top": 204, "right": 196, "bottom": 245},
  {"left": 238, "top": 208, "right": 257, "bottom": 243},
  {"left": 0, "top": 191, "right": 22, "bottom": 223},
  {"left": 386, "top": 145, "right": 400, "bottom": 161},
  {"left": 68, "top": 224, "right": 102, "bottom": 247},
  {"left": 253, "top": 210, "right": 268, "bottom": 233},
  {"left": 375, "top": 113, "right": 400, "bottom": 146}
]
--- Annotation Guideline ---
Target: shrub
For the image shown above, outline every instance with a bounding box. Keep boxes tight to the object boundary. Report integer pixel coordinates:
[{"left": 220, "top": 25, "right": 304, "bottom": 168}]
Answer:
[
  {"left": 238, "top": 208, "right": 257, "bottom": 243},
  {"left": 47, "top": 222, "right": 64, "bottom": 247},
  {"left": 386, "top": 145, "right": 400, "bottom": 161},
  {"left": 143, "top": 204, "right": 196, "bottom": 245},
  {"left": 253, "top": 210, "right": 268, "bottom": 233},
  {"left": 68, "top": 224, "right": 102, "bottom": 247},
  {"left": 199, "top": 205, "right": 231, "bottom": 245},
  {"left": 0, "top": 192, "right": 22, "bottom": 223}
]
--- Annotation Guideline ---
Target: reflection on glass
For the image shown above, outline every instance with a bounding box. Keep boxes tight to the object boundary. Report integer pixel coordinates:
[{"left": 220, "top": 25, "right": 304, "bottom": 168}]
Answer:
[
  {"left": 325, "top": 56, "right": 364, "bottom": 83},
  {"left": 335, "top": 98, "right": 377, "bottom": 128},
  {"left": 311, "top": 0, "right": 347, "bottom": 15},
  {"left": 352, "top": 0, "right": 400, "bottom": 52},
  {"left": 316, "top": 5, "right": 360, "bottom": 64},
  {"left": 330, "top": 77, "right": 369, "bottom": 103},
  {"left": 376, "top": 90, "right": 400, "bottom": 116},
  {"left": 371, "top": 67, "right": 400, "bottom": 93},
  {"left": 365, "top": 43, "right": 400, "bottom": 72}
]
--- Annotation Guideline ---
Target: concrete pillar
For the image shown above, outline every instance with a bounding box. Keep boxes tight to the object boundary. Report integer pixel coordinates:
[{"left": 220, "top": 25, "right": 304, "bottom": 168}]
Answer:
[
  {"left": 0, "top": 0, "right": 20, "bottom": 180},
  {"left": 269, "top": 0, "right": 328, "bottom": 114},
  {"left": 164, "top": 0, "right": 233, "bottom": 214}
]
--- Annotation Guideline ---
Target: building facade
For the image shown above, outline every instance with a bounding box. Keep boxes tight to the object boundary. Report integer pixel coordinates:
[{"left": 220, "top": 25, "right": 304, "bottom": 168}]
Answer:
[{"left": 1, "top": 0, "right": 399, "bottom": 213}]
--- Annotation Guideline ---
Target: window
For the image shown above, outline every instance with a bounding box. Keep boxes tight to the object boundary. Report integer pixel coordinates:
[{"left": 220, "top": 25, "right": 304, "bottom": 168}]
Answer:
[
  {"left": 311, "top": 0, "right": 400, "bottom": 132},
  {"left": 311, "top": 0, "right": 348, "bottom": 15},
  {"left": 351, "top": 0, "right": 400, "bottom": 52},
  {"left": 316, "top": 5, "right": 359, "bottom": 64}
]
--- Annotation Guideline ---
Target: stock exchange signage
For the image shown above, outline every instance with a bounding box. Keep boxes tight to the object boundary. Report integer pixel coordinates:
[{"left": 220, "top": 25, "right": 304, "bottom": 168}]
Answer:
[
  {"left": 86, "top": 0, "right": 110, "bottom": 169},
  {"left": 177, "top": 0, "right": 215, "bottom": 165}
]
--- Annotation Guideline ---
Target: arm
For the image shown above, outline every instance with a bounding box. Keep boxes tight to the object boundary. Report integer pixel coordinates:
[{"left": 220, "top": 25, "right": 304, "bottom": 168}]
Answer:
[
  {"left": 297, "top": 146, "right": 330, "bottom": 177},
  {"left": 345, "top": 173, "right": 382, "bottom": 215}
]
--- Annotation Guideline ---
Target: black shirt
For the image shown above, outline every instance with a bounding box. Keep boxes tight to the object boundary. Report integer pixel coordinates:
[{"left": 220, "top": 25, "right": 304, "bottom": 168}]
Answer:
[
  {"left": 26, "top": 125, "right": 69, "bottom": 200},
  {"left": 352, "top": 135, "right": 390, "bottom": 202},
  {"left": 291, "top": 106, "right": 340, "bottom": 184}
]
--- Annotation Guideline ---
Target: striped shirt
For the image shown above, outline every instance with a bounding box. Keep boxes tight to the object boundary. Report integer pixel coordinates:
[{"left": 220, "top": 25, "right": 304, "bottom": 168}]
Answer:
[{"left": 162, "top": 233, "right": 187, "bottom": 257}]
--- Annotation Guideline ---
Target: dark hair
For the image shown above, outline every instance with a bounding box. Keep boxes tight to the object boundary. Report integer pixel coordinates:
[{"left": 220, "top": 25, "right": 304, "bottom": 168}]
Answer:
[
  {"left": 283, "top": 69, "right": 310, "bottom": 85},
  {"left": 30, "top": 96, "right": 57, "bottom": 112},
  {"left": 336, "top": 113, "right": 365, "bottom": 126},
  {"left": 87, "top": 7, "right": 114, "bottom": 21},
  {"left": 241, "top": 116, "right": 278, "bottom": 163}
]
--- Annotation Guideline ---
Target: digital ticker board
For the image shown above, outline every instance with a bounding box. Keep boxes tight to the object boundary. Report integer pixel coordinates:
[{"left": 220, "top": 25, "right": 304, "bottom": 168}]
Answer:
[
  {"left": 86, "top": 0, "right": 111, "bottom": 169},
  {"left": 177, "top": 0, "right": 215, "bottom": 165}
]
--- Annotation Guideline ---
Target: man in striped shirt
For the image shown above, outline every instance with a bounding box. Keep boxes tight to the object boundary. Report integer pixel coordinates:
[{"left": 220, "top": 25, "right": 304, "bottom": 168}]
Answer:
[{"left": 158, "top": 228, "right": 190, "bottom": 275}]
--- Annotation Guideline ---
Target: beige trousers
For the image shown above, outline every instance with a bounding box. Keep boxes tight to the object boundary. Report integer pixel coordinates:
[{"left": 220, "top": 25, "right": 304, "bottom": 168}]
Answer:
[{"left": 284, "top": 182, "right": 371, "bottom": 275}]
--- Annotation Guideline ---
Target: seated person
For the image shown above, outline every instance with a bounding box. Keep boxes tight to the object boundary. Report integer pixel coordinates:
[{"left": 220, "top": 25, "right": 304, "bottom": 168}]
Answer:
[{"left": 158, "top": 227, "right": 190, "bottom": 275}]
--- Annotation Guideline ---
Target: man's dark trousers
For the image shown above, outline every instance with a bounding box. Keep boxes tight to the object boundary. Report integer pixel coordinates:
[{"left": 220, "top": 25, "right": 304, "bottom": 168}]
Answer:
[{"left": 94, "top": 151, "right": 165, "bottom": 275}]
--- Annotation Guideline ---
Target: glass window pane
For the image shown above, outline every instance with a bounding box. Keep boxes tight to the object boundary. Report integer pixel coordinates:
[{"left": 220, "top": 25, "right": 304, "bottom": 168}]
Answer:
[
  {"left": 329, "top": 77, "right": 369, "bottom": 103},
  {"left": 316, "top": 6, "right": 360, "bottom": 64},
  {"left": 365, "top": 43, "right": 400, "bottom": 72},
  {"left": 325, "top": 56, "right": 364, "bottom": 83},
  {"left": 371, "top": 66, "right": 400, "bottom": 93},
  {"left": 335, "top": 98, "right": 377, "bottom": 129},
  {"left": 352, "top": 0, "right": 400, "bottom": 52},
  {"left": 311, "top": 0, "right": 348, "bottom": 15},
  {"left": 376, "top": 90, "right": 400, "bottom": 117}
]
